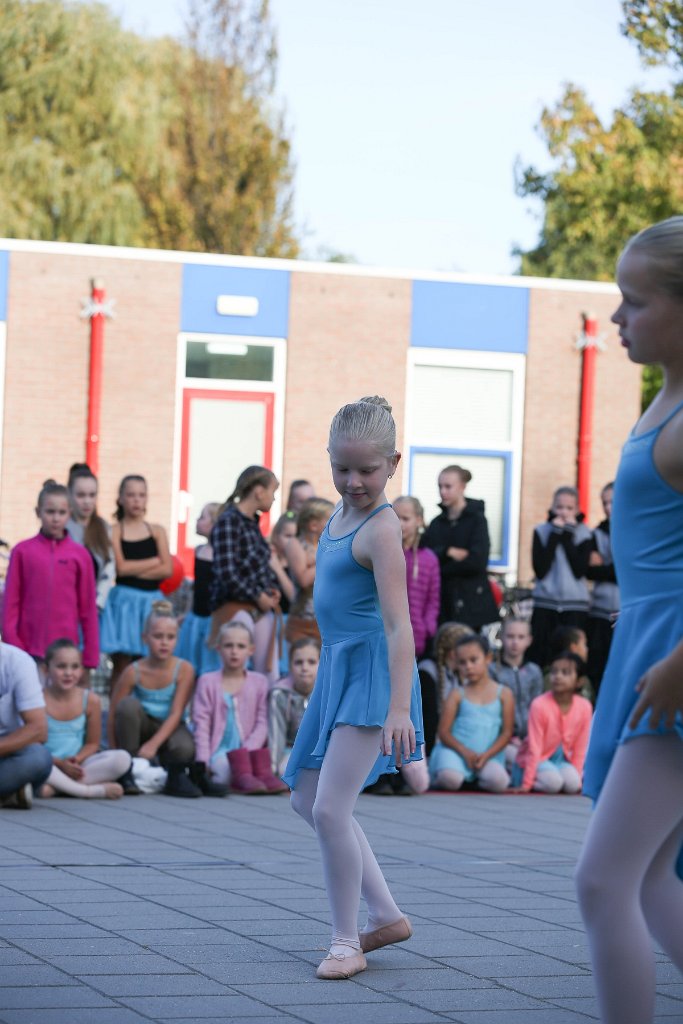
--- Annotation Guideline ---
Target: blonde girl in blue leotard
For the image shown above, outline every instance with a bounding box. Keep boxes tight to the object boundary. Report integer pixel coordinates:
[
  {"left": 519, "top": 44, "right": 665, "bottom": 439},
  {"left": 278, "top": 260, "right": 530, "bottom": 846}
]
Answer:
[
  {"left": 576, "top": 216, "right": 683, "bottom": 1024},
  {"left": 286, "top": 396, "right": 424, "bottom": 981}
]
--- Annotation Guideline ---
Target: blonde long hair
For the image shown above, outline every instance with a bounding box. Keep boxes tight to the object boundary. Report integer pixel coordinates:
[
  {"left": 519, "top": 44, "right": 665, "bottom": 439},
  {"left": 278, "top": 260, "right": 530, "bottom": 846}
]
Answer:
[{"left": 393, "top": 495, "right": 425, "bottom": 581}]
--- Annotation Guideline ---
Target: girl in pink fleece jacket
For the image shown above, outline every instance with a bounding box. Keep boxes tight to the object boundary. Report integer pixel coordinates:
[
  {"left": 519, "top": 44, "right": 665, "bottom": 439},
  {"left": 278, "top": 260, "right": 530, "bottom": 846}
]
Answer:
[
  {"left": 2, "top": 481, "right": 99, "bottom": 668},
  {"left": 192, "top": 619, "right": 287, "bottom": 794},
  {"left": 514, "top": 651, "right": 592, "bottom": 793}
]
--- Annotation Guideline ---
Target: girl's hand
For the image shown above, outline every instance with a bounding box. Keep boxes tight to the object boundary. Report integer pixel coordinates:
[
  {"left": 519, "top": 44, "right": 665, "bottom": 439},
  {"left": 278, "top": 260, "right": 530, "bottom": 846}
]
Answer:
[
  {"left": 447, "top": 547, "right": 469, "bottom": 561},
  {"left": 256, "top": 591, "right": 279, "bottom": 613},
  {"left": 382, "top": 710, "right": 416, "bottom": 769},
  {"left": 472, "top": 752, "right": 489, "bottom": 771},
  {"left": 60, "top": 758, "right": 84, "bottom": 780},
  {"left": 460, "top": 747, "right": 478, "bottom": 771},
  {"left": 589, "top": 551, "right": 604, "bottom": 566},
  {"left": 630, "top": 655, "right": 683, "bottom": 731},
  {"left": 137, "top": 741, "right": 158, "bottom": 761}
]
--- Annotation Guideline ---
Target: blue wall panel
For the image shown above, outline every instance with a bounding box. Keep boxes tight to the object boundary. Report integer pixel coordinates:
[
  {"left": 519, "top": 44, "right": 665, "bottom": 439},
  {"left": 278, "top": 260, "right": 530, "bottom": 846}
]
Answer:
[
  {"left": 181, "top": 264, "right": 290, "bottom": 337},
  {"left": 411, "top": 280, "right": 529, "bottom": 353},
  {"left": 0, "top": 251, "right": 9, "bottom": 321}
]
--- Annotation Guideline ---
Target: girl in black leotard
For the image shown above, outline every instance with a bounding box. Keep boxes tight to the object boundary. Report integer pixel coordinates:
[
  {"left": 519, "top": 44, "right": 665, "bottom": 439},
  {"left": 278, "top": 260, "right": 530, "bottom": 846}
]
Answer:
[{"left": 100, "top": 475, "right": 172, "bottom": 691}]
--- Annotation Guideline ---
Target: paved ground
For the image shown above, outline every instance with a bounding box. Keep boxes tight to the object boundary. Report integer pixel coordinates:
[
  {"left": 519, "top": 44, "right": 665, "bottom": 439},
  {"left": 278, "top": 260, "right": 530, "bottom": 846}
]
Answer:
[{"left": 0, "top": 791, "right": 681, "bottom": 1024}]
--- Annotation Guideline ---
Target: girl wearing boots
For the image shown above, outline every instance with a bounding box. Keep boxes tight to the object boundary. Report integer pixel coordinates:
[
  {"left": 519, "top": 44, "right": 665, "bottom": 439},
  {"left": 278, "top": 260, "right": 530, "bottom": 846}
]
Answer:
[
  {"left": 192, "top": 620, "right": 287, "bottom": 794},
  {"left": 108, "top": 601, "right": 202, "bottom": 797}
]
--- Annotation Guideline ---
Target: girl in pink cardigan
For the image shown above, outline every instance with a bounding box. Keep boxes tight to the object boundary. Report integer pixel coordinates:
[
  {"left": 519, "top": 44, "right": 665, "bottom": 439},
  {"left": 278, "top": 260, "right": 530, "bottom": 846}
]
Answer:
[
  {"left": 2, "top": 480, "right": 99, "bottom": 669},
  {"left": 514, "top": 651, "right": 593, "bottom": 793},
  {"left": 192, "top": 620, "right": 287, "bottom": 794},
  {"left": 394, "top": 496, "right": 440, "bottom": 658}
]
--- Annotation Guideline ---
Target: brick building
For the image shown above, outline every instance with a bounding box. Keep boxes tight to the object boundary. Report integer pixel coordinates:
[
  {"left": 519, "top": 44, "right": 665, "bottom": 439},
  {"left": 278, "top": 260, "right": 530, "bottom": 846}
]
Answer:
[{"left": 0, "top": 239, "right": 639, "bottom": 582}]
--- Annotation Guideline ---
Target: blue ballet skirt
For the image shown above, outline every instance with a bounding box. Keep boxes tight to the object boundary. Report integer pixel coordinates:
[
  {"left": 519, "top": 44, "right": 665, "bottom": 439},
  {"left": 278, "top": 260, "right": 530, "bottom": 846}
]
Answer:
[
  {"left": 100, "top": 585, "right": 164, "bottom": 656},
  {"left": 282, "top": 503, "right": 424, "bottom": 791},
  {"left": 175, "top": 612, "right": 221, "bottom": 676},
  {"left": 584, "top": 401, "right": 683, "bottom": 874}
]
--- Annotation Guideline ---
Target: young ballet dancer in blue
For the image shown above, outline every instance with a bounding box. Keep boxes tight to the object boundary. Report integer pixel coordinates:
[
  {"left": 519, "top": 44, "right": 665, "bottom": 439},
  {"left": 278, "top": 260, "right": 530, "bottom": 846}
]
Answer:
[
  {"left": 285, "top": 396, "right": 424, "bottom": 981},
  {"left": 576, "top": 216, "right": 683, "bottom": 1024}
]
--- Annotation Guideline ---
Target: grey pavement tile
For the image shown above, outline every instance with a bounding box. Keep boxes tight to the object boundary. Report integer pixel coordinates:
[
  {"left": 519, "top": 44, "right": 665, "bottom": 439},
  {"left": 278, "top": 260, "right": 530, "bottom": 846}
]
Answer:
[
  {"left": 119, "top": 995, "right": 282, "bottom": 1016},
  {"left": 0, "top": 986, "right": 117, "bottom": 1009},
  {"left": 360, "top": 967, "right": 496, "bottom": 992},
  {"left": 436, "top": 955, "right": 590, "bottom": 978},
  {"left": 0, "top": 949, "right": 44, "bottom": 966},
  {"left": 0, "top": 964, "right": 74, "bottom": 986},
  {"left": 444, "top": 1011, "right": 597, "bottom": 1023},
  {"left": 232, "top": 981, "right": 385, "bottom": 1004},
  {"left": 394, "top": 987, "right": 546, "bottom": 1012},
  {"left": 0, "top": 1011, "right": 152, "bottom": 1024},
  {"left": 0, "top": 924, "right": 110, "bottom": 939},
  {"left": 554, "top": 992, "right": 683, "bottom": 1017},
  {"left": 156, "top": 1019, "right": 295, "bottom": 1024},
  {"left": 506, "top": 974, "right": 595, "bottom": 998},
  {"left": 200, "top": 960, "right": 330, "bottom": 985},
  {"left": 58, "top": 954, "right": 193, "bottom": 974},
  {"left": 81, "top": 973, "right": 235, "bottom": 996},
  {"left": 14, "top": 937, "right": 148, "bottom": 956},
  {"left": 150, "top": 943, "right": 299, "bottom": 964},
  {"left": 282, "top": 1004, "right": 446, "bottom": 1024}
]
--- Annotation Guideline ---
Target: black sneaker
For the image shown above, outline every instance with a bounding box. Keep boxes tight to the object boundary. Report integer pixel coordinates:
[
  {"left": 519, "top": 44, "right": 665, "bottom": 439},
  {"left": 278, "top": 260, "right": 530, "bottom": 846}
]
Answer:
[
  {"left": 164, "top": 766, "right": 202, "bottom": 798},
  {"left": 189, "top": 762, "right": 229, "bottom": 798}
]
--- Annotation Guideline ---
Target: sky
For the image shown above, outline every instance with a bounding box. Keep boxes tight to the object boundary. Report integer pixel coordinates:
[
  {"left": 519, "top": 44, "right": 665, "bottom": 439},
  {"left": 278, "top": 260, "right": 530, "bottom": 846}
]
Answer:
[{"left": 105, "top": 0, "right": 673, "bottom": 276}]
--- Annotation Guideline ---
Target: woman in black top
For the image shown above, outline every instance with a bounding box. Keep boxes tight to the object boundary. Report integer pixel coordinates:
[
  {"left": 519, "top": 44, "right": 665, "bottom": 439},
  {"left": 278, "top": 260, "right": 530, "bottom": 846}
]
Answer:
[{"left": 421, "top": 464, "right": 499, "bottom": 631}]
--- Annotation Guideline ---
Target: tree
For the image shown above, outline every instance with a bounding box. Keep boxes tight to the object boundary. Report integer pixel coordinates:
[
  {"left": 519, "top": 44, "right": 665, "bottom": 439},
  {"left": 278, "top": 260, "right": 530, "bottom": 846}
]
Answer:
[
  {"left": 622, "top": 0, "right": 683, "bottom": 66},
  {"left": 0, "top": 0, "right": 298, "bottom": 256}
]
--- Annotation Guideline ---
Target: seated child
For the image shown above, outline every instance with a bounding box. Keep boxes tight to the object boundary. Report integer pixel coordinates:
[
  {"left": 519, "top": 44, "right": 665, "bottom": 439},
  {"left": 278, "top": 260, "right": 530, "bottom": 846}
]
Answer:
[
  {"left": 417, "top": 621, "right": 470, "bottom": 754},
  {"left": 489, "top": 617, "right": 543, "bottom": 766},
  {"left": 429, "top": 634, "right": 514, "bottom": 793},
  {"left": 108, "top": 601, "right": 200, "bottom": 798},
  {"left": 548, "top": 624, "right": 591, "bottom": 696},
  {"left": 192, "top": 620, "right": 287, "bottom": 794},
  {"left": 40, "top": 639, "right": 130, "bottom": 799},
  {"left": 514, "top": 651, "right": 593, "bottom": 794},
  {"left": 268, "top": 637, "right": 320, "bottom": 775}
]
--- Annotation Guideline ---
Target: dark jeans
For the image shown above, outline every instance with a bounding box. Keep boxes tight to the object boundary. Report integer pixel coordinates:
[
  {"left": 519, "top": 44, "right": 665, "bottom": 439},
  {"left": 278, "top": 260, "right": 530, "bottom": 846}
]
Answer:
[
  {"left": 528, "top": 607, "right": 588, "bottom": 670},
  {"left": 0, "top": 743, "right": 52, "bottom": 797},
  {"left": 114, "top": 696, "right": 195, "bottom": 765}
]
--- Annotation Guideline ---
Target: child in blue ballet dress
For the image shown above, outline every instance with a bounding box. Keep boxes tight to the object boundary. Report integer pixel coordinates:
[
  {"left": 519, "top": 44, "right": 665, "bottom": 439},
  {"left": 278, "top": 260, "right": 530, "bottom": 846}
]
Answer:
[
  {"left": 286, "top": 396, "right": 423, "bottom": 982},
  {"left": 575, "top": 217, "right": 683, "bottom": 1024}
]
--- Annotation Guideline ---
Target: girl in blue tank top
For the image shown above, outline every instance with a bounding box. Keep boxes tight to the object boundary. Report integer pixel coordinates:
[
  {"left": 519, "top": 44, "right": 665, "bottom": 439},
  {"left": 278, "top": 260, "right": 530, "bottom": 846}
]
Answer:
[
  {"left": 38, "top": 640, "right": 131, "bottom": 800},
  {"left": 286, "top": 396, "right": 424, "bottom": 982},
  {"left": 575, "top": 216, "right": 683, "bottom": 1024},
  {"left": 429, "top": 634, "right": 513, "bottom": 792},
  {"left": 108, "top": 601, "right": 200, "bottom": 797}
]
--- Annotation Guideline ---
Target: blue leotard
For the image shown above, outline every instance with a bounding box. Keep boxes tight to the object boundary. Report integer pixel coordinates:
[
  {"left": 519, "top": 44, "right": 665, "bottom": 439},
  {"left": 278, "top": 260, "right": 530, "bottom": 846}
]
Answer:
[
  {"left": 282, "top": 503, "right": 424, "bottom": 790},
  {"left": 584, "top": 400, "right": 683, "bottom": 802}
]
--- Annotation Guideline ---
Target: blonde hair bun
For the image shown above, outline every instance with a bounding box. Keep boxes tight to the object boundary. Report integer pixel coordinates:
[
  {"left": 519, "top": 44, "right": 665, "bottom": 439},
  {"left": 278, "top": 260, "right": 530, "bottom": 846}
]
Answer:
[{"left": 358, "top": 395, "right": 392, "bottom": 414}]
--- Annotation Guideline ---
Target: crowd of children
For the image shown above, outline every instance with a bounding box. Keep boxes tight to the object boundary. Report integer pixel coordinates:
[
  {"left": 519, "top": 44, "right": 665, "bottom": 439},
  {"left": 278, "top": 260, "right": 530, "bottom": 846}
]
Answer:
[{"left": 0, "top": 450, "right": 614, "bottom": 806}]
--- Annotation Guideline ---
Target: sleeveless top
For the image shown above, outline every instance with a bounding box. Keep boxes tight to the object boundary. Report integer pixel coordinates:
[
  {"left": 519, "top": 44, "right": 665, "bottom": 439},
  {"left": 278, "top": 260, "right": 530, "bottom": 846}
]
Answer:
[
  {"left": 46, "top": 690, "right": 89, "bottom": 760},
  {"left": 584, "top": 399, "right": 683, "bottom": 801},
  {"left": 451, "top": 684, "right": 505, "bottom": 756},
  {"left": 192, "top": 556, "right": 213, "bottom": 617},
  {"left": 133, "top": 659, "right": 181, "bottom": 721},
  {"left": 282, "top": 502, "right": 424, "bottom": 789},
  {"left": 117, "top": 524, "right": 159, "bottom": 591}
]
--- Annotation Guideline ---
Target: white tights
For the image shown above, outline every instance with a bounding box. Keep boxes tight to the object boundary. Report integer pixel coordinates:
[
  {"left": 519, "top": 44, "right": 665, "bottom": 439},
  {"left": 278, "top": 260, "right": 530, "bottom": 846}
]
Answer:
[
  {"left": 435, "top": 760, "right": 509, "bottom": 793},
  {"left": 290, "top": 725, "right": 402, "bottom": 949},
  {"left": 575, "top": 735, "right": 683, "bottom": 1023},
  {"left": 45, "top": 750, "right": 131, "bottom": 798},
  {"left": 534, "top": 764, "right": 581, "bottom": 794}
]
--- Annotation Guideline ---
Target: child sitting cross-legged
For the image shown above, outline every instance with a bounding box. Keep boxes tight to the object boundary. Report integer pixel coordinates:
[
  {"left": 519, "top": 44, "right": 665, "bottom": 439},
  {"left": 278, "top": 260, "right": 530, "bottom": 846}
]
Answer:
[
  {"left": 192, "top": 620, "right": 288, "bottom": 794},
  {"left": 39, "top": 640, "right": 131, "bottom": 799},
  {"left": 513, "top": 651, "right": 593, "bottom": 794}
]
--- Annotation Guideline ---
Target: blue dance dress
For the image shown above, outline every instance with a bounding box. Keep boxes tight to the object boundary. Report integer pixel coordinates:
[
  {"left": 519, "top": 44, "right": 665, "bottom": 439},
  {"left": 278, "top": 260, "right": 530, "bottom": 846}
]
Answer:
[
  {"left": 282, "top": 503, "right": 424, "bottom": 790},
  {"left": 584, "top": 400, "right": 683, "bottom": 805}
]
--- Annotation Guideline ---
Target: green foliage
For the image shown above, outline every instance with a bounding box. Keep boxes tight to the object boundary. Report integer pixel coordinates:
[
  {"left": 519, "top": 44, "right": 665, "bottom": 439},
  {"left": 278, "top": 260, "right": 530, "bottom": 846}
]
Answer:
[
  {"left": 622, "top": 0, "right": 683, "bottom": 66},
  {"left": 515, "top": 1, "right": 683, "bottom": 406},
  {"left": 0, "top": 0, "right": 298, "bottom": 256}
]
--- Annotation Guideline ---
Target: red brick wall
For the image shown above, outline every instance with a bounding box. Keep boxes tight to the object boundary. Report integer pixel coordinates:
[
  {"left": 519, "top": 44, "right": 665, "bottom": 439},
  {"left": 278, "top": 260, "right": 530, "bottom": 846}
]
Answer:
[
  {"left": 1, "top": 252, "right": 182, "bottom": 544},
  {"left": 282, "top": 272, "right": 412, "bottom": 505},
  {"left": 518, "top": 288, "right": 641, "bottom": 582}
]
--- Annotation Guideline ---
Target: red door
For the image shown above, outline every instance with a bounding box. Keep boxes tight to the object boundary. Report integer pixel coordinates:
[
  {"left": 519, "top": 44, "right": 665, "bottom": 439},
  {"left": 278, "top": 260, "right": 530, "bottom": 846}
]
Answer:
[{"left": 177, "top": 389, "right": 274, "bottom": 575}]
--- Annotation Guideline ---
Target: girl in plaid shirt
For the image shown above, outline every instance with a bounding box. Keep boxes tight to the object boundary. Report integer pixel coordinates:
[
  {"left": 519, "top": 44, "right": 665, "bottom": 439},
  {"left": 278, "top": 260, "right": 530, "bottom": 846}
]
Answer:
[{"left": 209, "top": 466, "right": 281, "bottom": 683}]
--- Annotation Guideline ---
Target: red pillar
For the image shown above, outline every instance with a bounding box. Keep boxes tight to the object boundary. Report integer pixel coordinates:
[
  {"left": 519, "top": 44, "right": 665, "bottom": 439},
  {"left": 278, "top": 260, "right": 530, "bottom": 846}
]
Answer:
[
  {"left": 86, "top": 278, "right": 106, "bottom": 474},
  {"left": 577, "top": 313, "right": 599, "bottom": 518}
]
